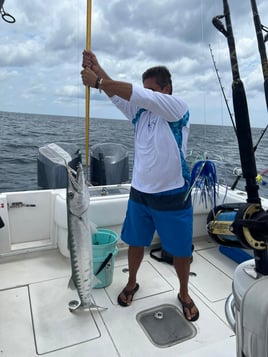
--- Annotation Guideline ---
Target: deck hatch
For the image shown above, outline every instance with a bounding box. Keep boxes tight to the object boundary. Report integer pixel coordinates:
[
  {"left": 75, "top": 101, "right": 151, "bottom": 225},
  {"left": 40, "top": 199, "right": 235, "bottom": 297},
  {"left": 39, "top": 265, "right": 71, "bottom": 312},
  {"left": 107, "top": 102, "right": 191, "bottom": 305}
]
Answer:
[
  {"left": 30, "top": 277, "right": 101, "bottom": 354},
  {"left": 136, "top": 304, "right": 196, "bottom": 348}
]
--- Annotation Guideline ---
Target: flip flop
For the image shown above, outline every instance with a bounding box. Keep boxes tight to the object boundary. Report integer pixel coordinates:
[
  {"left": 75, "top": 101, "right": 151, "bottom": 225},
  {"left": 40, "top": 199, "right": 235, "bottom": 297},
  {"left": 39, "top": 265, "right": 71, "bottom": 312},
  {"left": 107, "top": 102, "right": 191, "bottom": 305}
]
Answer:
[
  {"left": 117, "top": 283, "right": 140, "bottom": 307},
  {"left": 178, "top": 294, "right": 199, "bottom": 322}
]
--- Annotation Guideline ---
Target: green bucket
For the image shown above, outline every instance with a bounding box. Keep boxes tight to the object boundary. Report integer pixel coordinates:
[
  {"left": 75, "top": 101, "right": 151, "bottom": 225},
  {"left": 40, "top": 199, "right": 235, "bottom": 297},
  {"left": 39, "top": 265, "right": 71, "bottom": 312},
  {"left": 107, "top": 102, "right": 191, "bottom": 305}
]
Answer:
[{"left": 92, "top": 229, "right": 118, "bottom": 289}]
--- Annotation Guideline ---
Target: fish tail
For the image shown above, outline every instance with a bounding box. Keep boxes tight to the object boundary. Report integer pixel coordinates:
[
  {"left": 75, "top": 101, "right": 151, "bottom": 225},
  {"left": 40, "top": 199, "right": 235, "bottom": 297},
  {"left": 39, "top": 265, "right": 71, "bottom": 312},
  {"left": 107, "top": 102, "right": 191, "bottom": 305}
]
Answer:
[{"left": 68, "top": 299, "right": 107, "bottom": 312}]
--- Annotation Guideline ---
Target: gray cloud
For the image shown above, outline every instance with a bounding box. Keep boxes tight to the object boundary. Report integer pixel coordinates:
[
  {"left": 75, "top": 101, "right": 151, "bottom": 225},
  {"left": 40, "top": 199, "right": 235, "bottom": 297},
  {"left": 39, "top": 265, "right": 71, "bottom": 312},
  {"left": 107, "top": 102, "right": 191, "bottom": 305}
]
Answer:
[{"left": 0, "top": 0, "right": 267, "bottom": 127}]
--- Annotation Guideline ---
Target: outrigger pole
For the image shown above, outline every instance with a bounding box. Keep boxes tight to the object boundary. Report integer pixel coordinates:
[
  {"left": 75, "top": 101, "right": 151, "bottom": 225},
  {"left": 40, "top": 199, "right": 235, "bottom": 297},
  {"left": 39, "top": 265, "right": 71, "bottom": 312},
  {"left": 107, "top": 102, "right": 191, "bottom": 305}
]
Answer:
[
  {"left": 212, "top": 0, "right": 268, "bottom": 275},
  {"left": 85, "top": 0, "right": 92, "bottom": 177}
]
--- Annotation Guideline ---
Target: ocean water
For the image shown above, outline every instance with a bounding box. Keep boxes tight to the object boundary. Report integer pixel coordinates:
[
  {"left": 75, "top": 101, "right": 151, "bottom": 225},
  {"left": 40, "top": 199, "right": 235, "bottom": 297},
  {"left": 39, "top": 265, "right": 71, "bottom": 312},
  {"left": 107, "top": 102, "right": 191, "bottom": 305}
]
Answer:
[{"left": 1, "top": 111, "right": 268, "bottom": 198}]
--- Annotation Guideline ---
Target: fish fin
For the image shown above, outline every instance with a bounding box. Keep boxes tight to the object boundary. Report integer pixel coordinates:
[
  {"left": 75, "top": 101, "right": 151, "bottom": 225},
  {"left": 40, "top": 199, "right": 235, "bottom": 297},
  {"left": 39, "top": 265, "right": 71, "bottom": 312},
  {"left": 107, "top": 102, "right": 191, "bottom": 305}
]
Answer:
[
  {"left": 88, "top": 304, "right": 108, "bottom": 311},
  {"left": 68, "top": 277, "right": 76, "bottom": 290},
  {"left": 90, "top": 221, "right": 98, "bottom": 234},
  {"left": 83, "top": 301, "right": 108, "bottom": 311},
  {"left": 92, "top": 274, "right": 102, "bottom": 287},
  {"left": 68, "top": 299, "right": 107, "bottom": 312},
  {"left": 71, "top": 303, "right": 107, "bottom": 312}
]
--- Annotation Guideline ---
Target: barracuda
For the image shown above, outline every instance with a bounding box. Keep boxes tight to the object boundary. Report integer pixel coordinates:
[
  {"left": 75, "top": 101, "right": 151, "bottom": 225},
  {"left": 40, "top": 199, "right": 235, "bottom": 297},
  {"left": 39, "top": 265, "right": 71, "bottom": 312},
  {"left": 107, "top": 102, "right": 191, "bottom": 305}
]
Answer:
[{"left": 66, "top": 163, "right": 104, "bottom": 312}]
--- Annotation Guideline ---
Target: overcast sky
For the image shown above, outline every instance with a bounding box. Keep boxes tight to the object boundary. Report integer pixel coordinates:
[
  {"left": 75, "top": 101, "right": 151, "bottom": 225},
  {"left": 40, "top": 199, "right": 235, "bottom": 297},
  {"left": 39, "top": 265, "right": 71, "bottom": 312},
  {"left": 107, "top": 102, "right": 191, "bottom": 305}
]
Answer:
[{"left": 1, "top": 0, "right": 268, "bottom": 127}]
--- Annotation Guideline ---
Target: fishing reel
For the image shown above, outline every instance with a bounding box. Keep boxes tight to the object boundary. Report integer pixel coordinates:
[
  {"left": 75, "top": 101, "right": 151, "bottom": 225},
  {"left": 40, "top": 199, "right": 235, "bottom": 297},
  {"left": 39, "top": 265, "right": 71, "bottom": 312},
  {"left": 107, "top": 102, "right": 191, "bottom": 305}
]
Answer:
[
  {"left": 207, "top": 202, "right": 268, "bottom": 250},
  {"left": 231, "top": 203, "right": 268, "bottom": 250}
]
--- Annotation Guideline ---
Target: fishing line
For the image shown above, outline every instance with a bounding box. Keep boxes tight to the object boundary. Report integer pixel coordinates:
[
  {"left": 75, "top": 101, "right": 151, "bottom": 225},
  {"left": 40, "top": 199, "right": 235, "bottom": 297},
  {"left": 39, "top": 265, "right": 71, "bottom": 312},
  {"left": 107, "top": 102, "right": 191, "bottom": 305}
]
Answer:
[
  {"left": 200, "top": 0, "right": 207, "bottom": 137},
  {"left": 186, "top": 0, "right": 228, "bottom": 208},
  {"left": 209, "top": 44, "right": 237, "bottom": 136},
  {"left": 187, "top": 0, "right": 208, "bottom": 161}
]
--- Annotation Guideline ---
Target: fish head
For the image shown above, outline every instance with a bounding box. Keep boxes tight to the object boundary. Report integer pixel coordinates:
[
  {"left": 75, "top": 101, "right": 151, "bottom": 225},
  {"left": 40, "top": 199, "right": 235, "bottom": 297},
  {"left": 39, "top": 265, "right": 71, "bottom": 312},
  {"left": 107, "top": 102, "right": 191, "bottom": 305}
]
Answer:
[{"left": 66, "top": 163, "right": 89, "bottom": 214}]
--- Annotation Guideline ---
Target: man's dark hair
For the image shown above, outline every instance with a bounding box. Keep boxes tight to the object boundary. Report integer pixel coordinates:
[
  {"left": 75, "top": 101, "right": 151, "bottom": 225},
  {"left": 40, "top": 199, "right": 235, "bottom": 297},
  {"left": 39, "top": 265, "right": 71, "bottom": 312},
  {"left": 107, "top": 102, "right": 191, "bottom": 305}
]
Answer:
[{"left": 142, "top": 66, "right": 173, "bottom": 94}]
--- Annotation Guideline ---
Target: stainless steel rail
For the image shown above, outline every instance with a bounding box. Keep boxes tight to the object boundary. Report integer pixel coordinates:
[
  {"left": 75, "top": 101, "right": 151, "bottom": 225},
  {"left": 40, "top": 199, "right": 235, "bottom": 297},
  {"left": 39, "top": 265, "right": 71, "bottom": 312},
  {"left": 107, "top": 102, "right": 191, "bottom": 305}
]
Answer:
[{"left": 225, "top": 293, "right": 236, "bottom": 333}]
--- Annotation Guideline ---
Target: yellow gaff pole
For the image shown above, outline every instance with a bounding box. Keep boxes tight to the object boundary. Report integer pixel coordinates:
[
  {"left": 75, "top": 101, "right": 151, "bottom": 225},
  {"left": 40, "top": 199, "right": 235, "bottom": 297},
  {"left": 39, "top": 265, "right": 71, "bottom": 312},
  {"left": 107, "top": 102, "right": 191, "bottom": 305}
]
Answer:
[{"left": 85, "top": 0, "right": 92, "bottom": 179}]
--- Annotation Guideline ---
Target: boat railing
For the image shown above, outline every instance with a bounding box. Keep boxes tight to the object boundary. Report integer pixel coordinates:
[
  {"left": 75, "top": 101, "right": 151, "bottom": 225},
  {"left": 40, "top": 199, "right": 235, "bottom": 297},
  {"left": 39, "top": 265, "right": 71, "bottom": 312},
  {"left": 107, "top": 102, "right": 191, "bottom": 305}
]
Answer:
[{"left": 225, "top": 293, "right": 236, "bottom": 333}]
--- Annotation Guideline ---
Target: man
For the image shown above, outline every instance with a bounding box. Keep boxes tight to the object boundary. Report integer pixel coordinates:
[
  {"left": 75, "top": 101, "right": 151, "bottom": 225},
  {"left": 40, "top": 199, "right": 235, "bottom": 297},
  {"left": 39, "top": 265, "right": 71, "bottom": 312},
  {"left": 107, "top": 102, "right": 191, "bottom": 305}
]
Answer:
[{"left": 81, "top": 50, "right": 199, "bottom": 322}]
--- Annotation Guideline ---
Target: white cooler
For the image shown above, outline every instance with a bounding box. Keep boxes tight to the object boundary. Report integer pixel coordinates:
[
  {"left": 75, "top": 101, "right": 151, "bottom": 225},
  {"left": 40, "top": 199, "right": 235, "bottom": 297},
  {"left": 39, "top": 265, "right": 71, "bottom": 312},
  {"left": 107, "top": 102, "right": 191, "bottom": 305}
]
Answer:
[{"left": 226, "top": 259, "right": 268, "bottom": 357}]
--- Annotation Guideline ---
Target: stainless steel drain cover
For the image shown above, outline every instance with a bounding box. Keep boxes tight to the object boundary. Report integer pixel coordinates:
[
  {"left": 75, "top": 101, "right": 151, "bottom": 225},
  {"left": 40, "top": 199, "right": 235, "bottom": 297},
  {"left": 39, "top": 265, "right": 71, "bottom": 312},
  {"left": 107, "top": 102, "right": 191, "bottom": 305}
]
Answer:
[{"left": 136, "top": 304, "right": 197, "bottom": 348}]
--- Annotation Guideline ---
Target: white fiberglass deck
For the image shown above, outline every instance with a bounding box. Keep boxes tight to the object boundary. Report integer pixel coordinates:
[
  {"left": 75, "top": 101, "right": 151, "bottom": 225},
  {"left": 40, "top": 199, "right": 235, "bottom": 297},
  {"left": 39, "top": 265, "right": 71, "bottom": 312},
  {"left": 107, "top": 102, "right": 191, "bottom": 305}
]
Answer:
[{"left": 0, "top": 235, "right": 237, "bottom": 357}]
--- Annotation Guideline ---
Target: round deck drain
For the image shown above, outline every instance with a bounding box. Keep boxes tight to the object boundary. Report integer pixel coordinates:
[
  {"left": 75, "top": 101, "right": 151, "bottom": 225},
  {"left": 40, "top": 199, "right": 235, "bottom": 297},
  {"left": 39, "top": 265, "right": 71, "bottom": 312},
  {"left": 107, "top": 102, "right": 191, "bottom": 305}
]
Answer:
[{"left": 154, "top": 311, "right": 164, "bottom": 320}]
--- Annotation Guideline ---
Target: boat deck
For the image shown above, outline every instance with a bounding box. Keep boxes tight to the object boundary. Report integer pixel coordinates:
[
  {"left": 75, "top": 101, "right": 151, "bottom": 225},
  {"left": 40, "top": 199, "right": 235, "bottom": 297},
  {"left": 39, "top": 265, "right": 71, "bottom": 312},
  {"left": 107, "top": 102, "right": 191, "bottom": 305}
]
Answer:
[{"left": 0, "top": 235, "right": 237, "bottom": 356}]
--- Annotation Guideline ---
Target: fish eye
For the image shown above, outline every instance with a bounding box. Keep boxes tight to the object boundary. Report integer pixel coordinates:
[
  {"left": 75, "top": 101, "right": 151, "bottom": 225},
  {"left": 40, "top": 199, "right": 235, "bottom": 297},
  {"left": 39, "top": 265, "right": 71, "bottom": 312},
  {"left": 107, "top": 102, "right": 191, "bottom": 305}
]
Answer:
[{"left": 68, "top": 192, "right": 74, "bottom": 199}]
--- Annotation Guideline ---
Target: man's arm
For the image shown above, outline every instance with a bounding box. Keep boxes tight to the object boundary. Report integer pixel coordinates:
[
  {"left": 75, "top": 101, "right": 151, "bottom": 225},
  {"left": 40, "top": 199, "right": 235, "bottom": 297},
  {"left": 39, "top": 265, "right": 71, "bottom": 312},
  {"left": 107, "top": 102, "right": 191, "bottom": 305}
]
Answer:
[
  {"left": 81, "top": 66, "right": 132, "bottom": 100},
  {"left": 82, "top": 50, "right": 111, "bottom": 80},
  {"left": 81, "top": 50, "right": 132, "bottom": 100}
]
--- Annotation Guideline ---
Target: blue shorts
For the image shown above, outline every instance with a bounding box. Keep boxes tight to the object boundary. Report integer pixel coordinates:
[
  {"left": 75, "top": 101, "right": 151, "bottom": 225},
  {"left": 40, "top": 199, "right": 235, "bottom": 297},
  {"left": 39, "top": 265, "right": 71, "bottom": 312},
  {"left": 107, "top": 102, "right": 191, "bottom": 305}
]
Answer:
[{"left": 121, "top": 186, "right": 193, "bottom": 257}]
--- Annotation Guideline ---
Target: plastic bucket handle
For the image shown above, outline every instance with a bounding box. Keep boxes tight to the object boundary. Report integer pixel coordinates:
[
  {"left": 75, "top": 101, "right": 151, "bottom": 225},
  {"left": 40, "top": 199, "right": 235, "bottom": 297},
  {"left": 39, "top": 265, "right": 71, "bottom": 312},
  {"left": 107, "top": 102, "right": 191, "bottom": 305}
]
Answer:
[{"left": 94, "top": 246, "right": 118, "bottom": 276}]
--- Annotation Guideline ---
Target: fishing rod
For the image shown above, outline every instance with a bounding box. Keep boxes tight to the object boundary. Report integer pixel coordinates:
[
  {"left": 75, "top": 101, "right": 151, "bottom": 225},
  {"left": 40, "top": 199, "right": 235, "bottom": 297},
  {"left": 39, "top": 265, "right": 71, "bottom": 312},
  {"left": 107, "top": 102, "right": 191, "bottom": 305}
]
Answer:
[
  {"left": 209, "top": 44, "right": 237, "bottom": 135},
  {"left": 249, "top": 0, "right": 268, "bottom": 157},
  {"left": 212, "top": 1, "right": 260, "bottom": 204},
  {"left": 250, "top": 0, "right": 268, "bottom": 165},
  {"left": 250, "top": 0, "right": 268, "bottom": 111},
  {"left": 209, "top": 42, "right": 268, "bottom": 151},
  {"left": 212, "top": 0, "right": 268, "bottom": 275},
  {"left": 209, "top": 43, "right": 268, "bottom": 190}
]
